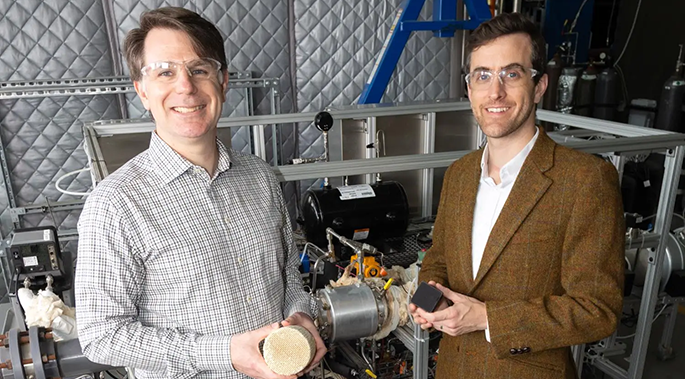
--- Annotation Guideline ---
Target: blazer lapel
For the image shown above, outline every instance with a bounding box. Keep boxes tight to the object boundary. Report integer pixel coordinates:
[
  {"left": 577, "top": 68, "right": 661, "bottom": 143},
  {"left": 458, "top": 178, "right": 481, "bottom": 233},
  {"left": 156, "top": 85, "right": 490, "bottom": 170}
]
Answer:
[
  {"left": 457, "top": 152, "right": 482, "bottom": 289},
  {"left": 469, "top": 129, "right": 556, "bottom": 293}
]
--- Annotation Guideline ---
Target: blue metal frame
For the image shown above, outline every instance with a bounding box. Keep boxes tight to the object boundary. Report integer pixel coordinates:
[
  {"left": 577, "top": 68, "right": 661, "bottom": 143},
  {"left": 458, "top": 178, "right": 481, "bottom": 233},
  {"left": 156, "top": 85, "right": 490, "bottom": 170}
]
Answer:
[{"left": 359, "top": 0, "right": 491, "bottom": 104}]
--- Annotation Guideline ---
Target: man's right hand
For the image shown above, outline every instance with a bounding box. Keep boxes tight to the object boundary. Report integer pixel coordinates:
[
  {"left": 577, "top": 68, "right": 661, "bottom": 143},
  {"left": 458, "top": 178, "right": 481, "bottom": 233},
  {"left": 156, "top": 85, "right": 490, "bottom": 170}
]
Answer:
[
  {"left": 408, "top": 280, "right": 449, "bottom": 328},
  {"left": 230, "top": 323, "right": 298, "bottom": 379}
]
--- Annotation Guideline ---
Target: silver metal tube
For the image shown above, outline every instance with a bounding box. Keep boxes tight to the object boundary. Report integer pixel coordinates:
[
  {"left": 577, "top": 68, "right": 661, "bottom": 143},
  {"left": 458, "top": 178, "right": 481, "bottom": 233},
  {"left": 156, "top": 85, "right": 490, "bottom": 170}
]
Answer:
[
  {"left": 658, "top": 303, "right": 678, "bottom": 360},
  {"left": 365, "top": 117, "right": 376, "bottom": 184},
  {"left": 304, "top": 242, "right": 328, "bottom": 290},
  {"left": 628, "top": 146, "right": 685, "bottom": 379},
  {"left": 311, "top": 253, "right": 329, "bottom": 293},
  {"left": 421, "top": 113, "right": 436, "bottom": 219},
  {"left": 323, "top": 131, "right": 330, "bottom": 187},
  {"left": 273, "top": 134, "right": 684, "bottom": 182},
  {"left": 88, "top": 101, "right": 474, "bottom": 135},
  {"left": 536, "top": 110, "right": 672, "bottom": 137},
  {"left": 593, "top": 356, "right": 627, "bottom": 379},
  {"left": 251, "top": 125, "right": 267, "bottom": 161},
  {"left": 413, "top": 322, "right": 429, "bottom": 379},
  {"left": 571, "top": 344, "right": 585, "bottom": 374},
  {"left": 513, "top": 0, "right": 522, "bottom": 13},
  {"left": 357, "top": 249, "right": 365, "bottom": 281}
]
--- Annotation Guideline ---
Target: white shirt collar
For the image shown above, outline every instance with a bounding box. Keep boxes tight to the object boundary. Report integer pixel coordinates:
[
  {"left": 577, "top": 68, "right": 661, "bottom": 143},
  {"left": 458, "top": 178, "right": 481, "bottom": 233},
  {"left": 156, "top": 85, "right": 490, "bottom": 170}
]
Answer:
[{"left": 480, "top": 127, "right": 540, "bottom": 186}]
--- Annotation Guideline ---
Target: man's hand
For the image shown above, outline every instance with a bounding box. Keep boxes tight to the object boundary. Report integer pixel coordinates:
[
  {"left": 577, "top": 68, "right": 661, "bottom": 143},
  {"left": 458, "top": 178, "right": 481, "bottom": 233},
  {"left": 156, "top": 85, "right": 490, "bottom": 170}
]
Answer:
[
  {"left": 230, "top": 323, "right": 297, "bottom": 379},
  {"left": 282, "top": 312, "right": 327, "bottom": 375},
  {"left": 409, "top": 281, "right": 488, "bottom": 337}
]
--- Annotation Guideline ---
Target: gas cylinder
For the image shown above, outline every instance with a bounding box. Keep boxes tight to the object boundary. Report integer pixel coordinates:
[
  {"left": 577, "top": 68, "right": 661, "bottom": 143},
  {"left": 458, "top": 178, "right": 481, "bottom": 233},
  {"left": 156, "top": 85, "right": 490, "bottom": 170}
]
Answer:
[
  {"left": 575, "top": 63, "right": 598, "bottom": 117},
  {"left": 543, "top": 52, "right": 563, "bottom": 112},
  {"left": 656, "top": 44, "right": 685, "bottom": 133},
  {"left": 594, "top": 67, "right": 619, "bottom": 121}
]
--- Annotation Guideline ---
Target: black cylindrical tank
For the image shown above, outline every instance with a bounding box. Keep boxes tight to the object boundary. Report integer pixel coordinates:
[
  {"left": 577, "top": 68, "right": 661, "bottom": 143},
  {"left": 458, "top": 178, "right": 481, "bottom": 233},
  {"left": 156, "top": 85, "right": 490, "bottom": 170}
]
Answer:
[
  {"left": 593, "top": 67, "right": 618, "bottom": 121},
  {"left": 656, "top": 44, "right": 685, "bottom": 133},
  {"left": 656, "top": 76, "right": 685, "bottom": 133},
  {"left": 575, "top": 64, "right": 597, "bottom": 117},
  {"left": 300, "top": 181, "right": 409, "bottom": 249},
  {"left": 542, "top": 53, "right": 563, "bottom": 112}
]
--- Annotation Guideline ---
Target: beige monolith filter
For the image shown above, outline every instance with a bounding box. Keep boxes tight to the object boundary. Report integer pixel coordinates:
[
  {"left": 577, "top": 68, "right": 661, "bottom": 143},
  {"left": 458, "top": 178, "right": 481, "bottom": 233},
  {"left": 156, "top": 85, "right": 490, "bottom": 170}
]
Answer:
[{"left": 263, "top": 325, "right": 316, "bottom": 375}]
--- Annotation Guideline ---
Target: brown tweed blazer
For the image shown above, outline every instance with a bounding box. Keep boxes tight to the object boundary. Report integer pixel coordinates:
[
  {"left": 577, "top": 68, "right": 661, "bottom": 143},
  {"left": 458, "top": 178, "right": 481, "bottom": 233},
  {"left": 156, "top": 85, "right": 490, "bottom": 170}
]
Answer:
[{"left": 419, "top": 129, "right": 625, "bottom": 379}]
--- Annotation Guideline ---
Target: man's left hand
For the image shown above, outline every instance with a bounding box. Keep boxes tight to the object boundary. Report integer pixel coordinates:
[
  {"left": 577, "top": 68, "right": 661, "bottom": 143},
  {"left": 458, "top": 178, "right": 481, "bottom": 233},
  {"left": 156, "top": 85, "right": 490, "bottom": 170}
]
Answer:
[
  {"left": 410, "top": 282, "right": 488, "bottom": 337},
  {"left": 281, "top": 312, "right": 327, "bottom": 375}
]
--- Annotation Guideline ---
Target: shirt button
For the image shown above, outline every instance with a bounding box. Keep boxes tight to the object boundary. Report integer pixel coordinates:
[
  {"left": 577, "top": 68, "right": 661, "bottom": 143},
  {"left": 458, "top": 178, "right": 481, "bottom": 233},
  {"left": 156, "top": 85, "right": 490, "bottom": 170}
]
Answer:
[
  {"left": 224, "top": 217, "right": 230, "bottom": 224},
  {"left": 238, "top": 257, "right": 243, "bottom": 264},
  {"left": 247, "top": 296, "right": 252, "bottom": 303}
]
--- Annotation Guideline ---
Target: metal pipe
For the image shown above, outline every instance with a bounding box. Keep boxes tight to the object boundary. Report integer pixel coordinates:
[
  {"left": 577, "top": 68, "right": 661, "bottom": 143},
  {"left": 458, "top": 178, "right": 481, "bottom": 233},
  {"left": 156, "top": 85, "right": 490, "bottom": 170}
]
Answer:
[
  {"left": 323, "top": 131, "right": 330, "bottom": 187},
  {"left": 412, "top": 322, "right": 429, "bottom": 379},
  {"left": 513, "top": 0, "right": 522, "bottom": 13},
  {"left": 365, "top": 117, "right": 377, "bottom": 185},
  {"left": 593, "top": 356, "right": 628, "bottom": 379},
  {"left": 325, "top": 228, "right": 366, "bottom": 280},
  {"left": 421, "top": 113, "right": 436, "bottom": 219},
  {"left": 658, "top": 302, "right": 678, "bottom": 360}
]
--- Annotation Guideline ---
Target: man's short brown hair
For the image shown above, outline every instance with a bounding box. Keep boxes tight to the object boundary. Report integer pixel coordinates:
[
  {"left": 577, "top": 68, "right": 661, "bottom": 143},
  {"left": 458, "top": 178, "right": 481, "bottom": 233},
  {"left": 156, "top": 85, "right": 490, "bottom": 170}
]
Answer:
[
  {"left": 123, "top": 7, "right": 227, "bottom": 82},
  {"left": 465, "top": 13, "right": 546, "bottom": 84}
]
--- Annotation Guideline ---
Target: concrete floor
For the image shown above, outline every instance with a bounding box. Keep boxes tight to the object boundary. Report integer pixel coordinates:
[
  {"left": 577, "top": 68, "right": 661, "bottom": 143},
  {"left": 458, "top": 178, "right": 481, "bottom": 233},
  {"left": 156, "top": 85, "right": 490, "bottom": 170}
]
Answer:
[{"left": 584, "top": 305, "right": 685, "bottom": 378}]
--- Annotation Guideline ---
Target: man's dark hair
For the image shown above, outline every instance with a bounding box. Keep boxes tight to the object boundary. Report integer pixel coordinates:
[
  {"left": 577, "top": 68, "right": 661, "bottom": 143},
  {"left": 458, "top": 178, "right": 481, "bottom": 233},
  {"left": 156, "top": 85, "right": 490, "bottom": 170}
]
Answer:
[
  {"left": 124, "top": 7, "right": 227, "bottom": 82},
  {"left": 464, "top": 13, "right": 546, "bottom": 84}
]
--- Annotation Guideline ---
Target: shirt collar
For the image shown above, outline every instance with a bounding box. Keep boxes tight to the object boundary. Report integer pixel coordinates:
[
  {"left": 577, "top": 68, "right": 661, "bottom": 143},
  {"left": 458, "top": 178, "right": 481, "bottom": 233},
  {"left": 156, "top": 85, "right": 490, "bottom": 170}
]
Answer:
[
  {"left": 148, "top": 132, "right": 233, "bottom": 184},
  {"left": 480, "top": 127, "right": 540, "bottom": 186}
]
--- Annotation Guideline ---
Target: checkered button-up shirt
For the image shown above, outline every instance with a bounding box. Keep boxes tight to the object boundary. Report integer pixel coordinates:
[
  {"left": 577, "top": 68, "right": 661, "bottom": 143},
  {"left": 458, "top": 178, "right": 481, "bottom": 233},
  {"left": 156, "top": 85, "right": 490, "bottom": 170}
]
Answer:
[{"left": 76, "top": 132, "right": 312, "bottom": 379}]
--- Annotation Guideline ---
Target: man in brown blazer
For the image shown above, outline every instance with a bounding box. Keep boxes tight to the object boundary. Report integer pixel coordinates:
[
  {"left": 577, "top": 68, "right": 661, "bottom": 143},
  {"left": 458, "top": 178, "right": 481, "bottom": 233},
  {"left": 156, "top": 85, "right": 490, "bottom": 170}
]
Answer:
[{"left": 409, "top": 13, "right": 625, "bottom": 379}]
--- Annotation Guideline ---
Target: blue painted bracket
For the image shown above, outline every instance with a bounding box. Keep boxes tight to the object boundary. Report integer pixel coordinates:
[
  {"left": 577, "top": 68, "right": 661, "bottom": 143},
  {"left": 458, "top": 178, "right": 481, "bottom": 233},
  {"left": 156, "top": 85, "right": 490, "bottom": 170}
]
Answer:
[{"left": 358, "top": 0, "right": 491, "bottom": 104}]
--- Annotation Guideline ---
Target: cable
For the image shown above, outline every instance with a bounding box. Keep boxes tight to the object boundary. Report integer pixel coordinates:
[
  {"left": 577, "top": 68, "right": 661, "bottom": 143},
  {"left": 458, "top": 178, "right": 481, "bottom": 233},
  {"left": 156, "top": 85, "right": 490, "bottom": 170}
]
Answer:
[
  {"left": 55, "top": 167, "right": 92, "bottom": 197},
  {"left": 614, "top": 0, "right": 643, "bottom": 66},
  {"left": 614, "top": 64, "right": 630, "bottom": 109},
  {"left": 568, "top": 0, "right": 590, "bottom": 33},
  {"left": 616, "top": 303, "right": 670, "bottom": 339},
  {"left": 606, "top": 0, "right": 618, "bottom": 47}
]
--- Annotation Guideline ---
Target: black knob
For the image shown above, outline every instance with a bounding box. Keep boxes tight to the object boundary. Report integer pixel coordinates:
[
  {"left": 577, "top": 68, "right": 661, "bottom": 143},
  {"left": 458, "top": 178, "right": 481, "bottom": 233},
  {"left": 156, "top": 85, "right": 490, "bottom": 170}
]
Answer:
[
  {"left": 332, "top": 217, "right": 344, "bottom": 228},
  {"left": 315, "top": 111, "right": 333, "bottom": 132}
]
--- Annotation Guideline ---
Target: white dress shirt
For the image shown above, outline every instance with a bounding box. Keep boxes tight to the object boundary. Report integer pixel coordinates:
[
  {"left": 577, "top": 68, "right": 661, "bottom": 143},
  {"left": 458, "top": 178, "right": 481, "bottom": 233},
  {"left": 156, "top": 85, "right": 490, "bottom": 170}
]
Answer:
[{"left": 472, "top": 128, "right": 539, "bottom": 341}]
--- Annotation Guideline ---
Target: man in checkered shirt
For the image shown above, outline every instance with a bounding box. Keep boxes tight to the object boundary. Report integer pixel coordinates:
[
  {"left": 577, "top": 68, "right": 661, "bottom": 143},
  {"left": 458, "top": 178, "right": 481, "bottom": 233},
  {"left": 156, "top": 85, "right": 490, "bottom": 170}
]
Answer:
[{"left": 75, "top": 7, "right": 326, "bottom": 379}]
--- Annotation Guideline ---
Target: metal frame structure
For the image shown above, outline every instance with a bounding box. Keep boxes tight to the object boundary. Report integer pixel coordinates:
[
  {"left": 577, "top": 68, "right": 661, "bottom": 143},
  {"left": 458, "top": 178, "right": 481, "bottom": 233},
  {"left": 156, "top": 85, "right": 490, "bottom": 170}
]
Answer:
[
  {"left": 0, "top": 74, "right": 281, "bottom": 240},
  {"left": 83, "top": 99, "right": 685, "bottom": 379},
  {"left": 358, "top": 0, "right": 491, "bottom": 104}
]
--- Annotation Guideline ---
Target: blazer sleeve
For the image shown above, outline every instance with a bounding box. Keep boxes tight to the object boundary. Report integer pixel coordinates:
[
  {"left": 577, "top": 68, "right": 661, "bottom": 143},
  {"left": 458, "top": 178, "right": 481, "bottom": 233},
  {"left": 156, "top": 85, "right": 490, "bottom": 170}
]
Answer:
[{"left": 485, "top": 159, "right": 625, "bottom": 359}]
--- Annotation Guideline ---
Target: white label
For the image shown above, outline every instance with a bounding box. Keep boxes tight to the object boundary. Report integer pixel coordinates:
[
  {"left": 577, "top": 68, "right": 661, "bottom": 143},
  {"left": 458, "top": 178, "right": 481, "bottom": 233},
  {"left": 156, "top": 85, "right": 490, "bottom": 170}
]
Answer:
[
  {"left": 338, "top": 184, "right": 376, "bottom": 200},
  {"left": 353, "top": 228, "right": 370, "bottom": 240},
  {"left": 23, "top": 256, "right": 38, "bottom": 267},
  {"left": 643, "top": 180, "right": 651, "bottom": 188},
  {"left": 43, "top": 229, "right": 51, "bottom": 241}
]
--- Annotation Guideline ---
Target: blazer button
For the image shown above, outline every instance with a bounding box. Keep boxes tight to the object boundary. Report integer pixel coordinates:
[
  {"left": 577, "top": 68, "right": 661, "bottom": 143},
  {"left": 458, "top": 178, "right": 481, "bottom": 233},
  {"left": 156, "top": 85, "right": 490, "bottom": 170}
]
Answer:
[
  {"left": 510, "top": 348, "right": 518, "bottom": 355},
  {"left": 522, "top": 347, "right": 531, "bottom": 353}
]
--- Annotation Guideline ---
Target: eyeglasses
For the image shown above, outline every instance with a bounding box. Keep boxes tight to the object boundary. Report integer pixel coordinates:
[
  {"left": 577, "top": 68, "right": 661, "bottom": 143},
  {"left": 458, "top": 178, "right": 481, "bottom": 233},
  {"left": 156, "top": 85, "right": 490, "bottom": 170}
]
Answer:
[
  {"left": 140, "top": 58, "right": 222, "bottom": 83},
  {"left": 465, "top": 66, "right": 538, "bottom": 90}
]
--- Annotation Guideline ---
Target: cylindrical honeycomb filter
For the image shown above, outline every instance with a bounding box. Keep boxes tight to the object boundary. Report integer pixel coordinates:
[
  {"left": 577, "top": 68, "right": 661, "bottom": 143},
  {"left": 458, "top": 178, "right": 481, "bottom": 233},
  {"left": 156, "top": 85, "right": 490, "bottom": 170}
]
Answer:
[{"left": 263, "top": 325, "right": 316, "bottom": 375}]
